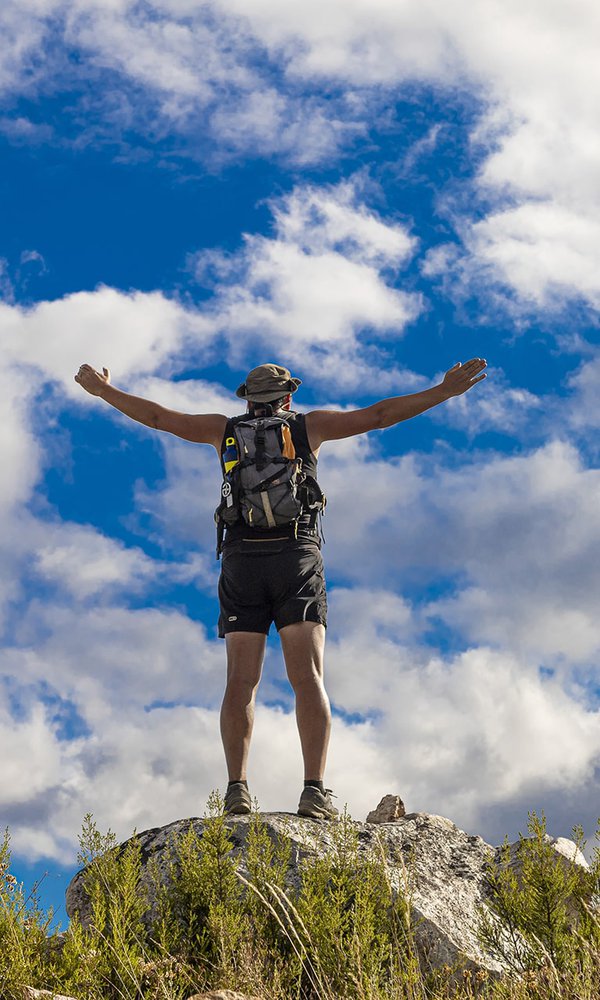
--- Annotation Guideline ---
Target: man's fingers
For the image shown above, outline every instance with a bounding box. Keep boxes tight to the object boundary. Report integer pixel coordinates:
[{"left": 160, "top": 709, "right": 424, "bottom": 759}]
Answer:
[{"left": 103, "top": 367, "right": 110, "bottom": 379}]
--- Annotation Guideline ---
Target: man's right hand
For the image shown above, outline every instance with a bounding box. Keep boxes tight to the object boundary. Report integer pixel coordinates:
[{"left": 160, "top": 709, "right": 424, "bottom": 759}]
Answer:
[{"left": 75, "top": 364, "right": 111, "bottom": 396}]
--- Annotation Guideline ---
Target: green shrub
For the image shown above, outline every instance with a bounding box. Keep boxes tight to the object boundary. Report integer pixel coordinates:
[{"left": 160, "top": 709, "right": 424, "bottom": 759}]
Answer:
[
  {"left": 0, "top": 828, "right": 55, "bottom": 1000},
  {"left": 4, "top": 802, "right": 600, "bottom": 1000},
  {"left": 282, "top": 808, "right": 422, "bottom": 999},
  {"left": 478, "top": 810, "right": 600, "bottom": 998}
]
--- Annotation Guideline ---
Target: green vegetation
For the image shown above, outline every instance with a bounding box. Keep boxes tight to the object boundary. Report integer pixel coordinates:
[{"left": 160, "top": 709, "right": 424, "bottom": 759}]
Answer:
[{"left": 1, "top": 801, "right": 599, "bottom": 1000}]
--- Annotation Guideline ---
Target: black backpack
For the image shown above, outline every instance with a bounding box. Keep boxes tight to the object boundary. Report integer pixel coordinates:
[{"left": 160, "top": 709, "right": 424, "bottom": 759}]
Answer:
[{"left": 214, "top": 412, "right": 325, "bottom": 555}]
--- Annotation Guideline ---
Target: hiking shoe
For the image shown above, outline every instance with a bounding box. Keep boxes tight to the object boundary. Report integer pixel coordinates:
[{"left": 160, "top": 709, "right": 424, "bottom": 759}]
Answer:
[
  {"left": 297, "top": 786, "right": 339, "bottom": 820},
  {"left": 224, "top": 782, "right": 251, "bottom": 815}
]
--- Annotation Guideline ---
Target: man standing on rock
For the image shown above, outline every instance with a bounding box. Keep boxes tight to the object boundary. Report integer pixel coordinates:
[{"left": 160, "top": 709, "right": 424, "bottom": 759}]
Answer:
[{"left": 75, "top": 358, "right": 487, "bottom": 818}]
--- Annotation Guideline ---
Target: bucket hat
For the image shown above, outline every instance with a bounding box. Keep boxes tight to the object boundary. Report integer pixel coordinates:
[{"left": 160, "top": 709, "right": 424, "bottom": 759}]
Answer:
[{"left": 235, "top": 363, "right": 302, "bottom": 402}]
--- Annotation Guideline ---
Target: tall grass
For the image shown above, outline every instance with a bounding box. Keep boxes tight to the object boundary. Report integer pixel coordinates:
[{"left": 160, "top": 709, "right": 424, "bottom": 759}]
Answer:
[{"left": 1, "top": 801, "right": 598, "bottom": 1000}]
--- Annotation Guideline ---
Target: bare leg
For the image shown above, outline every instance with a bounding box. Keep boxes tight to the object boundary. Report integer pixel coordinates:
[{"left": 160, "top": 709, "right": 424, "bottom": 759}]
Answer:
[
  {"left": 220, "top": 631, "right": 267, "bottom": 781},
  {"left": 279, "top": 622, "right": 331, "bottom": 780}
]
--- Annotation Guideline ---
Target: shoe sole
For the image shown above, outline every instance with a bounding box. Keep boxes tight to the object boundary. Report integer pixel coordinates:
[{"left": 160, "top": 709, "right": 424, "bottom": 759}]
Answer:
[
  {"left": 297, "top": 806, "right": 338, "bottom": 819},
  {"left": 225, "top": 802, "right": 251, "bottom": 815}
]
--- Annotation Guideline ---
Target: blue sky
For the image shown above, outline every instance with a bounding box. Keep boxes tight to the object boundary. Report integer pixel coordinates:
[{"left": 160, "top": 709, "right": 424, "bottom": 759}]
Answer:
[{"left": 2, "top": 0, "right": 600, "bottom": 927}]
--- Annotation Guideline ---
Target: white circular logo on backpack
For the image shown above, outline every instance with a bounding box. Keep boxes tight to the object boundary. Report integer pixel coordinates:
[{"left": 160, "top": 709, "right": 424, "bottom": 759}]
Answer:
[{"left": 222, "top": 482, "right": 232, "bottom": 497}]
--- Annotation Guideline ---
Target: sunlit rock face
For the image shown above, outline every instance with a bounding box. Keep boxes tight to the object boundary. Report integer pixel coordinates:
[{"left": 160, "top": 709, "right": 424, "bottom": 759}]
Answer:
[{"left": 66, "top": 808, "right": 589, "bottom": 976}]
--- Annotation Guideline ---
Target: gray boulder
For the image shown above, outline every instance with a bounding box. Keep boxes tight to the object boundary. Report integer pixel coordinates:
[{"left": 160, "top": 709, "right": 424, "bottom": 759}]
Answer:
[{"left": 66, "top": 810, "right": 589, "bottom": 976}]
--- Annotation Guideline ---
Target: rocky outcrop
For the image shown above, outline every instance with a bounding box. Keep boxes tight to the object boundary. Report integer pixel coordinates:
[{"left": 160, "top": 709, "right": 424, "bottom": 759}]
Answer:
[
  {"left": 366, "top": 793, "right": 406, "bottom": 823},
  {"left": 66, "top": 809, "right": 589, "bottom": 977}
]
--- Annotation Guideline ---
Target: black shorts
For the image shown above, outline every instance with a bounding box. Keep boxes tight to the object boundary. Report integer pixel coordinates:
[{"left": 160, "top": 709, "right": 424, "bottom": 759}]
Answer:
[{"left": 218, "top": 539, "right": 328, "bottom": 638}]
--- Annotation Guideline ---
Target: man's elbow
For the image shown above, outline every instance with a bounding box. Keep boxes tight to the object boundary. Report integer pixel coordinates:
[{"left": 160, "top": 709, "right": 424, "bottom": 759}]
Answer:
[
  {"left": 148, "top": 408, "right": 165, "bottom": 431},
  {"left": 370, "top": 401, "right": 390, "bottom": 430}
]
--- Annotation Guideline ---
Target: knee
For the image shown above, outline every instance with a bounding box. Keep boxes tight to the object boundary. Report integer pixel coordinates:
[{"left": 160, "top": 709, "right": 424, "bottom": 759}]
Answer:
[
  {"left": 224, "top": 667, "right": 261, "bottom": 699},
  {"left": 288, "top": 666, "right": 325, "bottom": 693}
]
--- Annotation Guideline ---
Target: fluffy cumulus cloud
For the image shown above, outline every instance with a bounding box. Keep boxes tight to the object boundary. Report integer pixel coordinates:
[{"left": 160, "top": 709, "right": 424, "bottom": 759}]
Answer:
[
  {"left": 0, "top": 286, "right": 221, "bottom": 861},
  {"left": 218, "top": 0, "right": 600, "bottom": 307},
  {"left": 192, "top": 181, "right": 421, "bottom": 388},
  {"left": 425, "top": 202, "right": 600, "bottom": 313},
  {"left": 0, "top": 0, "right": 359, "bottom": 164},
  {"left": 2, "top": 0, "right": 600, "bottom": 866},
  {"left": 332, "top": 441, "right": 600, "bottom": 676},
  {"left": 0, "top": 577, "right": 401, "bottom": 857},
  {"left": 429, "top": 366, "right": 543, "bottom": 439},
  {"left": 326, "top": 588, "right": 600, "bottom": 839},
  {"left": 4, "top": 579, "right": 599, "bottom": 861},
  {"left": 2, "top": 361, "right": 600, "bottom": 859},
  {"left": 565, "top": 353, "right": 600, "bottom": 434},
  {"left": 425, "top": 441, "right": 600, "bottom": 665},
  {"left": 1, "top": 591, "right": 227, "bottom": 859},
  {"left": 0, "top": 286, "right": 220, "bottom": 622},
  {"left": 316, "top": 436, "right": 600, "bottom": 667},
  {"left": 7, "top": 0, "right": 596, "bottom": 307},
  {"left": 2, "top": 287, "right": 214, "bottom": 395}
]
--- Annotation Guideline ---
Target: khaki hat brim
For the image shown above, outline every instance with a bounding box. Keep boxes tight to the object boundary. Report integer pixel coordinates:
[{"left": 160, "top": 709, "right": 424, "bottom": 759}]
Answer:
[{"left": 235, "top": 377, "right": 301, "bottom": 401}]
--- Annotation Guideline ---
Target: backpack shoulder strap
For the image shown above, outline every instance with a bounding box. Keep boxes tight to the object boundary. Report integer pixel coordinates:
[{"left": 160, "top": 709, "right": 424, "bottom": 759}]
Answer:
[{"left": 220, "top": 414, "right": 247, "bottom": 474}]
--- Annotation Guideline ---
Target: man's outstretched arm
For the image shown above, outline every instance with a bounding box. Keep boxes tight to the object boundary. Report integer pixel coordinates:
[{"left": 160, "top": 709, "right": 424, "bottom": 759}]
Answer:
[
  {"left": 74, "top": 364, "right": 227, "bottom": 448},
  {"left": 305, "top": 358, "right": 487, "bottom": 450}
]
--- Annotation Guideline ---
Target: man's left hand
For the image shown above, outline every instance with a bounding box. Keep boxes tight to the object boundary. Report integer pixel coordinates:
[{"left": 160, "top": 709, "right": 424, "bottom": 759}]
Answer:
[{"left": 442, "top": 358, "right": 487, "bottom": 397}]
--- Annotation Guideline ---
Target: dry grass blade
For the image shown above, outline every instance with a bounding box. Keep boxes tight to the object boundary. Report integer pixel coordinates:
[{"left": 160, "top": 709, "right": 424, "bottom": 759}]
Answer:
[{"left": 235, "top": 870, "right": 332, "bottom": 999}]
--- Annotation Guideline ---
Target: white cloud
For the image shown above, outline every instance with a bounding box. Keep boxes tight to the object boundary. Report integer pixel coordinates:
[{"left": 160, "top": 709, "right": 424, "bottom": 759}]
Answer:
[
  {"left": 565, "top": 354, "right": 600, "bottom": 433},
  {"left": 423, "top": 440, "right": 600, "bottom": 664},
  {"left": 0, "top": 116, "right": 54, "bottom": 144},
  {"left": 206, "top": 1, "right": 600, "bottom": 306},
  {"left": 0, "top": 287, "right": 221, "bottom": 621},
  {"left": 5, "top": 579, "right": 600, "bottom": 864},
  {"left": 218, "top": 0, "right": 460, "bottom": 84},
  {"left": 128, "top": 375, "right": 238, "bottom": 418},
  {"left": 431, "top": 203, "right": 600, "bottom": 311},
  {"left": 0, "top": 0, "right": 62, "bottom": 98},
  {"left": 192, "top": 181, "right": 421, "bottom": 389},
  {"left": 326, "top": 588, "right": 600, "bottom": 830},
  {"left": 431, "top": 367, "right": 542, "bottom": 438},
  {"left": 30, "top": 520, "right": 214, "bottom": 600},
  {"left": 32, "top": 524, "right": 153, "bottom": 599},
  {"left": 2, "top": 1, "right": 598, "bottom": 306},
  {"left": 271, "top": 181, "right": 415, "bottom": 265},
  {"left": 313, "top": 436, "right": 600, "bottom": 669},
  {"left": 0, "top": 0, "right": 358, "bottom": 165},
  {"left": 3, "top": 287, "right": 214, "bottom": 396},
  {"left": 9, "top": 601, "right": 224, "bottom": 716},
  {"left": 0, "top": 360, "right": 41, "bottom": 513},
  {"left": 209, "top": 89, "right": 362, "bottom": 165}
]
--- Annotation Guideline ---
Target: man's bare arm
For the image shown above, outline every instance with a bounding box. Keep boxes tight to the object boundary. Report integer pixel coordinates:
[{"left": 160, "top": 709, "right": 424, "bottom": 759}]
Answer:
[
  {"left": 74, "top": 364, "right": 227, "bottom": 448},
  {"left": 305, "top": 358, "right": 487, "bottom": 450}
]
